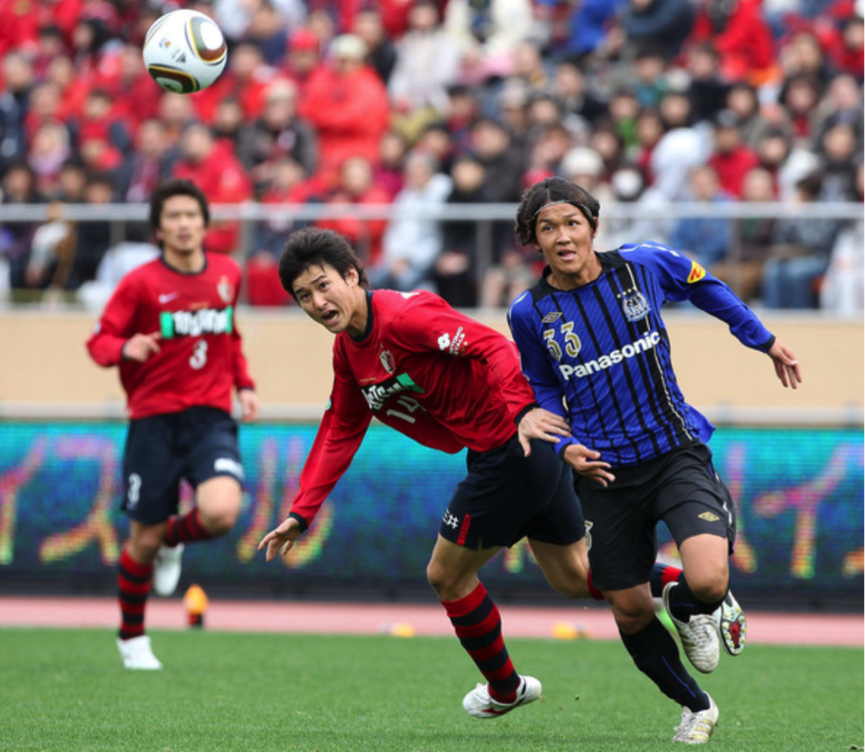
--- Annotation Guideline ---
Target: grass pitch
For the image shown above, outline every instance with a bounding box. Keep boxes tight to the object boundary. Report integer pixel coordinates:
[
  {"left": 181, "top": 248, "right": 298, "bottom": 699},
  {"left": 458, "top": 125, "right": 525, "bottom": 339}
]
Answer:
[{"left": 0, "top": 627, "right": 861, "bottom": 752}]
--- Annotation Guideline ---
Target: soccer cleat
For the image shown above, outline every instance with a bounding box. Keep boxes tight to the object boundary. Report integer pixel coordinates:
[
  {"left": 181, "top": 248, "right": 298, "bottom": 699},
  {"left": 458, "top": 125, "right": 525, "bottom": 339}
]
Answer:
[
  {"left": 153, "top": 543, "right": 184, "bottom": 596},
  {"left": 117, "top": 635, "right": 162, "bottom": 670},
  {"left": 717, "top": 590, "right": 747, "bottom": 656},
  {"left": 673, "top": 693, "right": 719, "bottom": 744},
  {"left": 462, "top": 675, "right": 542, "bottom": 719},
  {"left": 663, "top": 583, "right": 720, "bottom": 674}
]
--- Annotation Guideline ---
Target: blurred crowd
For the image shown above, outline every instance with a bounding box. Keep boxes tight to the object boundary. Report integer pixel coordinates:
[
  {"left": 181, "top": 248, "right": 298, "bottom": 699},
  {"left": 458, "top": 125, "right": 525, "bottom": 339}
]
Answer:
[{"left": 0, "top": 0, "right": 861, "bottom": 310}]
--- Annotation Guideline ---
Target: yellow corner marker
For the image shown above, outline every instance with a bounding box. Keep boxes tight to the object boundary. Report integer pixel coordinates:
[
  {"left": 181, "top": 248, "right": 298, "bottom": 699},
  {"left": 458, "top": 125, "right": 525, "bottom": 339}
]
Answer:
[{"left": 184, "top": 584, "right": 208, "bottom": 628}]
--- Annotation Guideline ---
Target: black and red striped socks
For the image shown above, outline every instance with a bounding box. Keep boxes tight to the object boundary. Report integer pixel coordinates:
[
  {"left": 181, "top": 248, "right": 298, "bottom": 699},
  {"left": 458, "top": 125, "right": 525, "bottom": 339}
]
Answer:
[
  {"left": 163, "top": 507, "right": 213, "bottom": 547},
  {"left": 441, "top": 582, "right": 520, "bottom": 702},
  {"left": 118, "top": 547, "right": 153, "bottom": 640}
]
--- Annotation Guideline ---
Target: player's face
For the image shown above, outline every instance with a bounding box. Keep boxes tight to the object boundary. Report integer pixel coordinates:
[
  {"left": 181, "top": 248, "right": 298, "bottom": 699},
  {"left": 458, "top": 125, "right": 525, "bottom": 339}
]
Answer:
[
  {"left": 533, "top": 203, "right": 601, "bottom": 289},
  {"left": 293, "top": 263, "right": 366, "bottom": 336},
  {"left": 157, "top": 195, "right": 206, "bottom": 259}
]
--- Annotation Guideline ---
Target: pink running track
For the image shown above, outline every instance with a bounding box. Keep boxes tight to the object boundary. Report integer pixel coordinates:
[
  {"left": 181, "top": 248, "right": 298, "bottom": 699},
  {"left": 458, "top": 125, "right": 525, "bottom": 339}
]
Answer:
[{"left": 0, "top": 597, "right": 861, "bottom": 646}]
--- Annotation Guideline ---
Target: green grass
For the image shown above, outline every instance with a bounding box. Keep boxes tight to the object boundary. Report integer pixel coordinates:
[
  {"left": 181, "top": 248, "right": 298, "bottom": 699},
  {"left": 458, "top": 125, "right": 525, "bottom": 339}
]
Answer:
[{"left": 0, "top": 628, "right": 862, "bottom": 752}]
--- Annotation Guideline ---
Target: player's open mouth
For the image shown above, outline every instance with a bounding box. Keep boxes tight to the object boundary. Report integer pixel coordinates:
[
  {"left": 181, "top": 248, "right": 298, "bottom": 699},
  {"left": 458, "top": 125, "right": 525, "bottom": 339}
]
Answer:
[{"left": 321, "top": 310, "right": 339, "bottom": 323}]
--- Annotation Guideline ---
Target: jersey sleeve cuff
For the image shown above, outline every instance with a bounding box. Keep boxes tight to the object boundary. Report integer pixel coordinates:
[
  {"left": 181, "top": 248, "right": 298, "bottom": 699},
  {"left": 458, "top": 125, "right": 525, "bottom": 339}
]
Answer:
[
  {"left": 288, "top": 511, "right": 309, "bottom": 533},
  {"left": 514, "top": 402, "right": 539, "bottom": 426},
  {"left": 556, "top": 436, "right": 576, "bottom": 459},
  {"left": 761, "top": 334, "right": 776, "bottom": 353}
]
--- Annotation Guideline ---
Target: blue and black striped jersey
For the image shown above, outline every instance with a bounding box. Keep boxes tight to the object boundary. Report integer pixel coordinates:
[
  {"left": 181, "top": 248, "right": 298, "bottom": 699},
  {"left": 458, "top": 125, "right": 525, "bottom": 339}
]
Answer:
[{"left": 507, "top": 242, "right": 776, "bottom": 467}]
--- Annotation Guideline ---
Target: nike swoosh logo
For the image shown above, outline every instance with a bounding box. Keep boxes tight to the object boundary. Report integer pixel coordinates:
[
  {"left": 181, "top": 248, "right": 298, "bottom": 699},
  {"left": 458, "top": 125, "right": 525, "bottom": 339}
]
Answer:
[{"left": 158, "top": 293, "right": 179, "bottom": 304}]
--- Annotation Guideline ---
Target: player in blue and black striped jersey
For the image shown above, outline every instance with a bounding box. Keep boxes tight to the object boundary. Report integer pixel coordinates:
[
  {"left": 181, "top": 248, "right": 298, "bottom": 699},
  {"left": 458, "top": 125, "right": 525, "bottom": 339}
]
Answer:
[{"left": 508, "top": 177, "right": 802, "bottom": 744}]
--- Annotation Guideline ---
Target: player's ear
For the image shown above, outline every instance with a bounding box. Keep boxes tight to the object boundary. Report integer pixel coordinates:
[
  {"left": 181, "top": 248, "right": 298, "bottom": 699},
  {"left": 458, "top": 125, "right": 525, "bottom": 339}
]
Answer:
[{"left": 346, "top": 267, "right": 359, "bottom": 286}]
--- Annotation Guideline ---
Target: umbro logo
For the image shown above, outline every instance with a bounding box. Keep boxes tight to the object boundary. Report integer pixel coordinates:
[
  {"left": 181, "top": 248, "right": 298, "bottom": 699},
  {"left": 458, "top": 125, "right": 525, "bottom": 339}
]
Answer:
[
  {"left": 698, "top": 512, "right": 720, "bottom": 522},
  {"left": 442, "top": 510, "right": 460, "bottom": 529}
]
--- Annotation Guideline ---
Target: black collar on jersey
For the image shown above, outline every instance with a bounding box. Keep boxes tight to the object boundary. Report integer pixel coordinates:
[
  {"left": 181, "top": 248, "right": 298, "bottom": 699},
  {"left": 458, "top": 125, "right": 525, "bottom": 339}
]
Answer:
[
  {"left": 539, "top": 249, "right": 625, "bottom": 292},
  {"left": 349, "top": 290, "right": 375, "bottom": 343},
  {"left": 159, "top": 253, "right": 208, "bottom": 276}
]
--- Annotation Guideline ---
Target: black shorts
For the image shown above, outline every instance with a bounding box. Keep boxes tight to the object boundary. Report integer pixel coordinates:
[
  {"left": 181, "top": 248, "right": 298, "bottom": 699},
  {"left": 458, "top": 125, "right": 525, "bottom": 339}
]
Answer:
[
  {"left": 439, "top": 432, "right": 585, "bottom": 550},
  {"left": 576, "top": 443, "right": 736, "bottom": 592},
  {"left": 122, "top": 406, "right": 244, "bottom": 525}
]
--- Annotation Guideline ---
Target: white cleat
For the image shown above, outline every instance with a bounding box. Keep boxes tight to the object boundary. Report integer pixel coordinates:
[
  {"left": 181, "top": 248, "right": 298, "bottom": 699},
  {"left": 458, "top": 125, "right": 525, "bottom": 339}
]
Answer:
[
  {"left": 663, "top": 583, "right": 720, "bottom": 674},
  {"left": 153, "top": 543, "right": 184, "bottom": 596},
  {"left": 117, "top": 635, "right": 162, "bottom": 670},
  {"left": 463, "top": 675, "right": 542, "bottom": 719},
  {"left": 717, "top": 590, "right": 747, "bottom": 656},
  {"left": 673, "top": 693, "right": 719, "bottom": 744}
]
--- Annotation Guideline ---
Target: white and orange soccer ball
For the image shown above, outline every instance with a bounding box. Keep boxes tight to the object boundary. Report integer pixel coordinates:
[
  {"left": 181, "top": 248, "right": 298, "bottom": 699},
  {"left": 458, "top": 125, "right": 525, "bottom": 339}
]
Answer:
[{"left": 142, "top": 9, "right": 227, "bottom": 94}]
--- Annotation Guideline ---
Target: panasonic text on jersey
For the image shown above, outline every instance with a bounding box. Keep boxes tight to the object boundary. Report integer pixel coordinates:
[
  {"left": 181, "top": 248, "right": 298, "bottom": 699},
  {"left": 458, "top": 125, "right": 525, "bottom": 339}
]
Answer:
[{"left": 558, "top": 331, "right": 661, "bottom": 380}]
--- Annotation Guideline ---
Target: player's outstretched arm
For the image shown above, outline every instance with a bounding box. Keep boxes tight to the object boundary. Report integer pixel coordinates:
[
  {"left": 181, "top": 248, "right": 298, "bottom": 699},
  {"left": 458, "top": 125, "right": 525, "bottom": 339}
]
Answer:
[
  {"left": 768, "top": 339, "right": 802, "bottom": 389},
  {"left": 121, "top": 333, "right": 161, "bottom": 362},
  {"left": 258, "top": 516, "right": 303, "bottom": 562},
  {"left": 517, "top": 408, "right": 572, "bottom": 456}
]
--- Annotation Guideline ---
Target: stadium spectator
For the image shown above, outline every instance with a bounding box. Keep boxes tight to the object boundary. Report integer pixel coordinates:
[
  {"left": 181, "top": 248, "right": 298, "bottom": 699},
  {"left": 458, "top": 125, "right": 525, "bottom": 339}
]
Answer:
[
  {"left": 27, "top": 120, "right": 72, "bottom": 197},
  {"left": 602, "top": 163, "right": 671, "bottom": 250},
  {"left": 192, "top": 41, "right": 275, "bottom": 125},
  {"left": 443, "top": 0, "right": 536, "bottom": 84},
  {"left": 812, "top": 72, "right": 863, "bottom": 152},
  {"left": 724, "top": 82, "right": 774, "bottom": 150},
  {"left": 777, "top": 73, "right": 823, "bottom": 145},
  {"left": 707, "top": 109, "right": 760, "bottom": 199},
  {"left": 630, "top": 46, "right": 671, "bottom": 108},
  {"left": 172, "top": 123, "right": 253, "bottom": 255},
  {"left": 550, "top": 57, "right": 608, "bottom": 129},
  {"left": 298, "top": 33, "right": 390, "bottom": 181},
  {"left": 537, "top": 0, "right": 626, "bottom": 60},
  {"left": 281, "top": 26, "right": 323, "bottom": 98},
  {"left": 372, "top": 129, "right": 408, "bottom": 200},
  {"left": 0, "top": 160, "right": 43, "bottom": 290},
  {"left": 830, "top": 12, "right": 864, "bottom": 78},
  {"left": 668, "top": 164, "right": 732, "bottom": 267},
  {"left": 632, "top": 106, "right": 665, "bottom": 181},
  {"left": 123, "top": 118, "right": 179, "bottom": 203},
  {"left": 86, "top": 178, "right": 258, "bottom": 671},
  {"left": 388, "top": 0, "right": 462, "bottom": 117},
  {"left": 156, "top": 92, "right": 199, "bottom": 155},
  {"left": 820, "top": 163, "right": 864, "bottom": 313},
  {"left": 649, "top": 122, "right": 708, "bottom": 201},
  {"left": 240, "top": 0, "right": 292, "bottom": 67},
  {"left": 235, "top": 78, "right": 318, "bottom": 194},
  {"left": 509, "top": 176, "right": 779, "bottom": 744},
  {"left": 683, "top": 42, "right": 730, "bottom": 125},
  {"left": 434, "top": 152, "right": 489, "bottom": 307},
  {"left": 816, "top": 121, "right": 860, "bottom": 201},
  {"left": 616, "top": 0, "right": 696, "bottom": 61},
  {"left": 0, "top": 50, "right": 35, "bottom": 165},
  {"left": 761, "top": 171, "right": 842, "bottom": 308},
  {"left": 317, "top": 155, "right": 391, "bottom": 267},
  {"left": 62, "top": 171, "right": 116, "bottom": 291},
  {"left": 606, "top": 89, "right": 641, "bottom": 151},
  {"left": 371, "top": 149, "right": 451, "bottom": 292},
  {"left": 24, "top": 201, "right": 75, "bottom": 290},
  {"left": 109, "top": 43, "right": 162, "bottom": 128},
  {"left": 754, "top": 126, "right": 819, "bottom": 201},
  {"left": 689, "top": 0, "right": 777, "bottom": 85},
  {"left": 711, "top": 166, "right": 777, "bottom": 303},
  {"left": 350, "top": 7, "right": 398, "bottom": 85}
]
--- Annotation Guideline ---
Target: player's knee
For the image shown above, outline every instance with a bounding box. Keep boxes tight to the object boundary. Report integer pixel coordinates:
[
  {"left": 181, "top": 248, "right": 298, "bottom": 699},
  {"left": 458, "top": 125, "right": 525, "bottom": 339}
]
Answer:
[{"left": 690, "top": 572, "right": 728, "bottom": 605}]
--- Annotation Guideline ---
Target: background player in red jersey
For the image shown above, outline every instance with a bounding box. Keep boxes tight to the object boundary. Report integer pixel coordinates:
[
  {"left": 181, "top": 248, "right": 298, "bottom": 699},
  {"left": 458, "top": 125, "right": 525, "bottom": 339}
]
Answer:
[
  {"left": 258, "top": 227, "right": 682, "bottom": 719},
  {"left": 86, "top": 179, "right": 258, "bottom": 670}
]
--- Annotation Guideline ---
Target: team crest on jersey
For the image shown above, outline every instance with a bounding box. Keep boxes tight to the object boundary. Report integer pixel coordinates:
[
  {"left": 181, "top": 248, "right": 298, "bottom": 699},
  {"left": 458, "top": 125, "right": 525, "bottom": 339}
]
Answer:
[
  {"left": 542, "top": 312, "right": 562, "bottom": 323},
  {"left": 687, "top": 261, "right": 707, "bottom": 283},
  {"left": 217, "top": 275, "right": 233, "bottom": 304},
  {"left": 379, "top": 349, "right": 395, "bottom": 374},
  {"left": 622, "top": 291, "right": 650, "bottom": 322}
]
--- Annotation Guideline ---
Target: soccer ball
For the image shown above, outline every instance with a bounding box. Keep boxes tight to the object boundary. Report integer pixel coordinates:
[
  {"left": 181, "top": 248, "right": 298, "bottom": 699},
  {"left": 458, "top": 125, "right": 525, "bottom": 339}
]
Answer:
[{"left": 142, "top": 9, "right": 227, "bottom": 94}]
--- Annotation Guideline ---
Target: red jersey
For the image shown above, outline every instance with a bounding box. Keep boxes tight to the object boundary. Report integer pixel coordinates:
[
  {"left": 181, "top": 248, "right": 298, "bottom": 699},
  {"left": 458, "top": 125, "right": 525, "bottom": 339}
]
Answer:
[
  {"left": 290, "top": 290, "right": 537, "bottom": 527},
  {"left": 86, "top": 253, "right": 255, "bottom": 419}
]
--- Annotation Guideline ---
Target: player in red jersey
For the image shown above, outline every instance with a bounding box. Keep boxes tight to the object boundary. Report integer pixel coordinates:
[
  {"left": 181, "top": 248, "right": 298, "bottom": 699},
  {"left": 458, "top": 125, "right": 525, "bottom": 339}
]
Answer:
[
  {"left": 86, "top": 179, "right": 259, "bottom": 670},
  {"left": 258, "top": 227, "right": 683, "bottom": 718}
]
